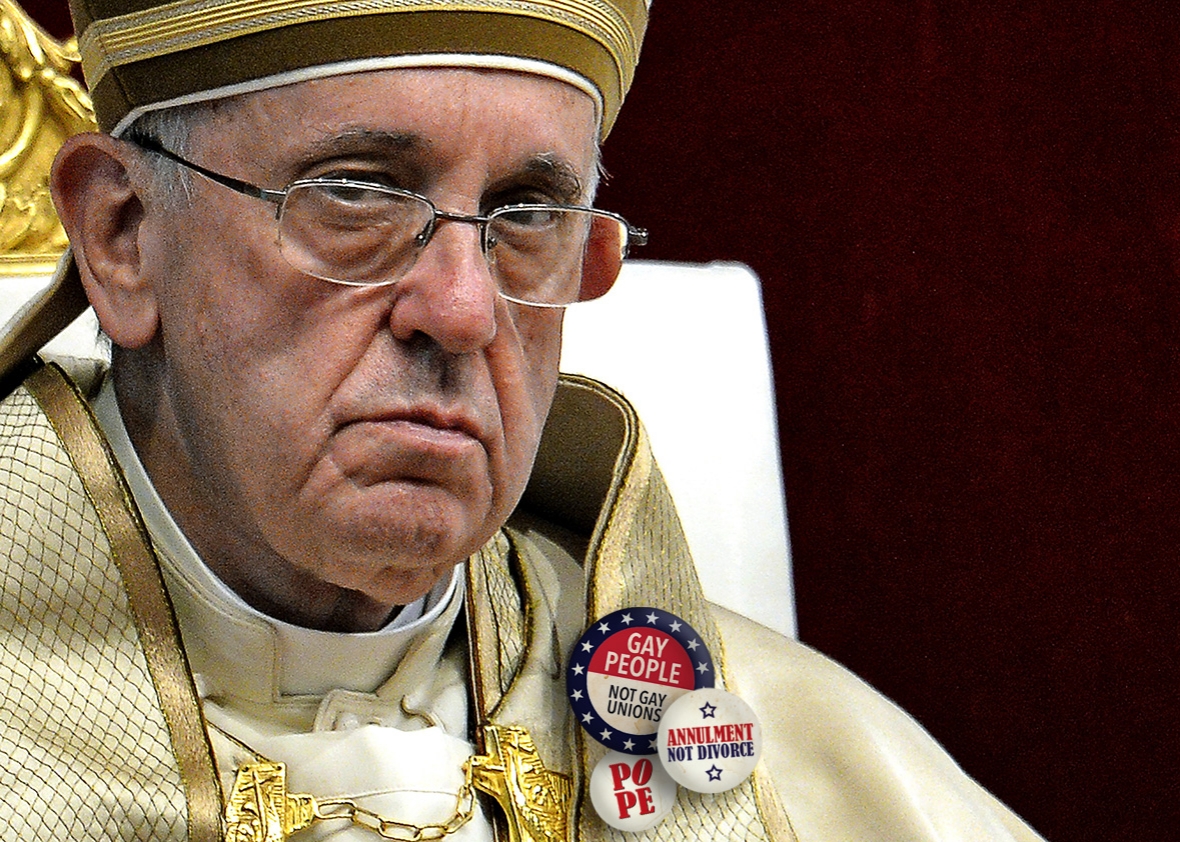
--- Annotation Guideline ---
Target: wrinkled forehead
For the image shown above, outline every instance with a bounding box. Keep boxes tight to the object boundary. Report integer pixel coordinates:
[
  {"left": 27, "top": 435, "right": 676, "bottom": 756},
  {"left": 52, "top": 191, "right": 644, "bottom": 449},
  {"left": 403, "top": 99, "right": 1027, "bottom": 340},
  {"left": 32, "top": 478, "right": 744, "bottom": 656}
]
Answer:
[
  {"left": 205, "top": 65, "right": 599, "bottom": 132},
  {"left": 184, "top": 67, "right": 602, "bottom": 191}
]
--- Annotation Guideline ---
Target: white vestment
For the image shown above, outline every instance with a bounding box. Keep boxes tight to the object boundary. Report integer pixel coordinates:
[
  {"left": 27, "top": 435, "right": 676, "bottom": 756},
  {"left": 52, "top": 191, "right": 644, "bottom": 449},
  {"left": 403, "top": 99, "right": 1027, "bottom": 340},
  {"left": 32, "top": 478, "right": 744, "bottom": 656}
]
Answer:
[{"left": 0, "top": 365, "right": 1044, "bottom": 841}]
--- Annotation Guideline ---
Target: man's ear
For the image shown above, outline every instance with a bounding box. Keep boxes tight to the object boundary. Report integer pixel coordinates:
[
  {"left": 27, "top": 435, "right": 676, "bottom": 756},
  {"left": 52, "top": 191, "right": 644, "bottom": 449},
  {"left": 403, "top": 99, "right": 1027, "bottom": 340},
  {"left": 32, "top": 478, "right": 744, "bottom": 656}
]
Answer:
[
  {"left": 577, "top": 214, "right": 627, "bottom": 302},
  {"left": 50, "top": 133, "right": 159, "bottom": 348}
]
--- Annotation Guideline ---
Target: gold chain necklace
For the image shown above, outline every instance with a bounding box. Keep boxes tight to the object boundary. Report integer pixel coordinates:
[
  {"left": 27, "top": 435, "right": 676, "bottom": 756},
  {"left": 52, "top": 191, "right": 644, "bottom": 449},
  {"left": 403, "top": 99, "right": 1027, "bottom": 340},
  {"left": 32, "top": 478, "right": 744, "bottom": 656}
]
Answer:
[
  {"left": 212, "top": 721, "right": 574, "bottom": 842},
  {"left": 212, "top": 722, "right": 476, "bottom": 842}
]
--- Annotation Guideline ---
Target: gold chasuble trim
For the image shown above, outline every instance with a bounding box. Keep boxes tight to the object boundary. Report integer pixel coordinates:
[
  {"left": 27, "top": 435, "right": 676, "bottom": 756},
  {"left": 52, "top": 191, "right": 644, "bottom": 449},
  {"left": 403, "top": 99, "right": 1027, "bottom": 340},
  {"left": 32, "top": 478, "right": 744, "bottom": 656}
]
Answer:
[
  {"left": 25, "top": 364, "right": 222, "bottom": 842},
  {"left": 566, "top": 375, "right": 781, "bottom": 842},
  {"left": 476, "top": 374, "right": 784, "bottom": 841}
]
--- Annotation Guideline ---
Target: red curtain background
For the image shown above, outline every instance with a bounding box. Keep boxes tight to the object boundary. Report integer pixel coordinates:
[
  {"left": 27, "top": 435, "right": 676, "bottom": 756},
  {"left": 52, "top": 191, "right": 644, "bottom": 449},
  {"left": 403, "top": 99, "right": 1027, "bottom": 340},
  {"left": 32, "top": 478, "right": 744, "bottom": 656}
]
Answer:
[{"left": 35, "top": 2, "right": 1178, "bottom": 839}]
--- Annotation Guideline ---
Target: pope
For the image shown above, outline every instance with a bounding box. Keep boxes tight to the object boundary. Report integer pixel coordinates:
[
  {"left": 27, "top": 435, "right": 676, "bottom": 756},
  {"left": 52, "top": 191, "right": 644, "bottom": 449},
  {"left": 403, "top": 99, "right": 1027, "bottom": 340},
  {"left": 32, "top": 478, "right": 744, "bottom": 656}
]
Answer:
[{"left": 0, "top": 1, "right": 1046, "bottom": 840}]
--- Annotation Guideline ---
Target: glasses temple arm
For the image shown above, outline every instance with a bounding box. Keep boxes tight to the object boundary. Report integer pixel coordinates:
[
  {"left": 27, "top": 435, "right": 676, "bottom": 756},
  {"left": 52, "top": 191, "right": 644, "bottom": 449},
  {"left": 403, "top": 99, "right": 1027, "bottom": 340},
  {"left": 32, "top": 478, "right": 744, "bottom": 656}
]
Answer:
[{"left": 125, "top": 133, "right": 286, "bottom": 204}]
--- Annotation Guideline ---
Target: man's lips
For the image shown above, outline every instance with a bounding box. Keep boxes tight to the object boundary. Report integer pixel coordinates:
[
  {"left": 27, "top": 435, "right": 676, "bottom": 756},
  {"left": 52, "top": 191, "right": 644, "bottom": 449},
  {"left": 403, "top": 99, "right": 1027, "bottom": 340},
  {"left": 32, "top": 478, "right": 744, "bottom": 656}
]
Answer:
[
  {"left": 329, "top": 408, "right": 489, "bottom": 485},
  {"left": 339, "top": 405, "right": 484, "bottom": 440},
  {"left": 348, "top": 417, "right": 477, "bottom": 448}
]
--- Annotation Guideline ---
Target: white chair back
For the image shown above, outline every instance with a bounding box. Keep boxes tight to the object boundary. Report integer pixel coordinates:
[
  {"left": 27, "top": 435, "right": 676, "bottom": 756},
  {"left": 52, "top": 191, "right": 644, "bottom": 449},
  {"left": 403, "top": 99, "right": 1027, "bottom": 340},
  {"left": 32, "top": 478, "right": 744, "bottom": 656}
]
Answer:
[{"left": 561, "top": 260, "right": 796, "bottom": 637}]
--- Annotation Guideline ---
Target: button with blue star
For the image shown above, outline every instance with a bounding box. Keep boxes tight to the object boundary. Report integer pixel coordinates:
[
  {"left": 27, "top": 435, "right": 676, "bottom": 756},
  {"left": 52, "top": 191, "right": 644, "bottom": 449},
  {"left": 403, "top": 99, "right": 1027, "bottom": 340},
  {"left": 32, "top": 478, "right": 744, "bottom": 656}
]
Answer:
[
  {"left": 656, "top": 687, "right": 762, "bottom": 793},
  {"left": 567, "top": 608, "right": 715, "bottom": 754}
]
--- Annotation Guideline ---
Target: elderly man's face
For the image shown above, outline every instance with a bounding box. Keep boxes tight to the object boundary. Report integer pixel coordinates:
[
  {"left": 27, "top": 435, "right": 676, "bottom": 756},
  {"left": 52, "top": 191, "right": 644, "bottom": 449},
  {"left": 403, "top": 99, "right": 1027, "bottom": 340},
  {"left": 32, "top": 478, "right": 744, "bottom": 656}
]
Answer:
[{"left": 121, "top": 69, "right": 598, "bottom": 630}]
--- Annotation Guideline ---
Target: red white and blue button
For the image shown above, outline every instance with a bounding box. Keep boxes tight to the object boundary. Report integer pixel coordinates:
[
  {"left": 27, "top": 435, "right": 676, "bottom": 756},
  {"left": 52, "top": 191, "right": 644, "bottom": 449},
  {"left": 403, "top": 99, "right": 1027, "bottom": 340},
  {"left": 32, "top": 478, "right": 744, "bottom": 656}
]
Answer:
[{"left": 568, "top": 608, "right": 715, "bottom": 755}]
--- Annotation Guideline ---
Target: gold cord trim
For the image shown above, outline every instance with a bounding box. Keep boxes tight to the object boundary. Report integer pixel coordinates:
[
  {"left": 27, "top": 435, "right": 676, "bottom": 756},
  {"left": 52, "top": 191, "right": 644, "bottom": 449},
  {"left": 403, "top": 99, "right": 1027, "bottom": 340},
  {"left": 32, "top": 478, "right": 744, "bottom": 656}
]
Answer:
[
  {"left": 25, "top": 364, "right": 223, "bottom": 842},
  {"left": 79, "top": 0, "right": 641, "bottom": 91}
]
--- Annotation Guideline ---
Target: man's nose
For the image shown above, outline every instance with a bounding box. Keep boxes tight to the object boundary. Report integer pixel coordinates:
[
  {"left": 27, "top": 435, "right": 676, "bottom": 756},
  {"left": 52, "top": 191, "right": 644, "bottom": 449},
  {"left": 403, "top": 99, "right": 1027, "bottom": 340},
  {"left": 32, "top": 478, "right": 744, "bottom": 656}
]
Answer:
[{"left": 385, "top": 219, "right": 499, "bottom": 353}]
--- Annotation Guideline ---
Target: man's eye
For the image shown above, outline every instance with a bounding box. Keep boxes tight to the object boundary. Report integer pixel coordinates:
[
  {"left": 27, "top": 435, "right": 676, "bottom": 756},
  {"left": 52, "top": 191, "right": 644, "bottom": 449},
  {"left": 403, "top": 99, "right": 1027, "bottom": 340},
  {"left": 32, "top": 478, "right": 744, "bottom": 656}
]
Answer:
[
  {"left": 495, "top": 206, "right": 562, "bottom": 227},
  {"left": 287, "top": 181, "right": 413, "bottom": 233},
  {"left": 313, "top": 181, "right": 396, "bottom": 206}
]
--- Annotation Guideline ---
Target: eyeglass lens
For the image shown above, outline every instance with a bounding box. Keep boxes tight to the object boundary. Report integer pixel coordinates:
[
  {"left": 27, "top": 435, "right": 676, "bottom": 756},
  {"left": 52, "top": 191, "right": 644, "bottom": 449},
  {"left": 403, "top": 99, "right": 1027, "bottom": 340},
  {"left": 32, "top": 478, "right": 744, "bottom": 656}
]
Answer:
[{"left": 276, "top": 183, "right": 629, "bottom": 307}]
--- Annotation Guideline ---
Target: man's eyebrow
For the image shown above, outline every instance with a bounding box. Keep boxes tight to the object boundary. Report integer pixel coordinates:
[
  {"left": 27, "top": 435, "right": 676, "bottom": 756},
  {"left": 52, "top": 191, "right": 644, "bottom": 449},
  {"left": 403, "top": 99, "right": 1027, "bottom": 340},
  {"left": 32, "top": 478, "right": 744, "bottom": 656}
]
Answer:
[
  {"left": 290, "top": 132, "right": 588, "bottom": 200},
  {"left": 292, "top": 129, "right": 426, "bottom": 170},
  {"left": 520, "top": 155, "right": 586, "bottom": 203}
]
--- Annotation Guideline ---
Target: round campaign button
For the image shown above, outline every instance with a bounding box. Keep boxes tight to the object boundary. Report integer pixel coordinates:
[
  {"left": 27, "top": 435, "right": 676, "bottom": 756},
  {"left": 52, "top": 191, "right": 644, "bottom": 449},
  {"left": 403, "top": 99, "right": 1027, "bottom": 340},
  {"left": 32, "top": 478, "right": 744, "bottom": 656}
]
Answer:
[
  {"left": 589, "top": 751, "right": 678, "bottom": 832},
  {"left": 656, "top": 687, "right": 761, "bottom": 793},
  {"left": 568, "top": 608, "right": 715, "bottom": 755}
]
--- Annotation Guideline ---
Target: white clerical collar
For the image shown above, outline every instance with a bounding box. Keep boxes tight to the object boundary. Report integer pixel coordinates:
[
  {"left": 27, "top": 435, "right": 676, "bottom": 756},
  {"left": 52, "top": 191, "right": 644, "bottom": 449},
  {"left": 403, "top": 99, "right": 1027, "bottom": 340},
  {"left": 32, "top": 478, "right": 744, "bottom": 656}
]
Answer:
[{"left": 91, "top": 374, "right": 461, "bottom": 702}]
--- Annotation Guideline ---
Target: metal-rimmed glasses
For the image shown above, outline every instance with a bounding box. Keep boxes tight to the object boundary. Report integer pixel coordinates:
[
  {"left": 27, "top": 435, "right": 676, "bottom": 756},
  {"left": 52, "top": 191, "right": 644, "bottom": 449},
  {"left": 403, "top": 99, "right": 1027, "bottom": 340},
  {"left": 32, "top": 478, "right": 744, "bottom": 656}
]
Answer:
[{"left": 126, "top": 133, "right": 648, "bottom": 308}]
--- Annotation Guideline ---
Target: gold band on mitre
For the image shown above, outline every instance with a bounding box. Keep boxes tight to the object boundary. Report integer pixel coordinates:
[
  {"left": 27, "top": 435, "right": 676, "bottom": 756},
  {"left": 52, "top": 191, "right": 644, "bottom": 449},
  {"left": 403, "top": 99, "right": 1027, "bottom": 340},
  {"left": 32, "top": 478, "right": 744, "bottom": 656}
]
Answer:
[{"left": 69, "top": 0, "right": 649, "bottom": 137}]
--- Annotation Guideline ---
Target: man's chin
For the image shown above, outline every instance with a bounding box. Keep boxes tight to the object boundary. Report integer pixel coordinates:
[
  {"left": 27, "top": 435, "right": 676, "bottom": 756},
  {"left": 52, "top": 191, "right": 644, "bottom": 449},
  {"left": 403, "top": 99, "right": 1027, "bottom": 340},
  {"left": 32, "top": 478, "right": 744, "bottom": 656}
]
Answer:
[
  {"left": 298, "top": 560, "right": 460, "bottom": 633},
  {"left": 308, "top": 512, "right": 489, "bottom": 590},
  {"left": 301, "top": 476, "right": 496, "bottom": 546},
  {"left": 280, "top": 484, "right": 504, "bottom": 622}
]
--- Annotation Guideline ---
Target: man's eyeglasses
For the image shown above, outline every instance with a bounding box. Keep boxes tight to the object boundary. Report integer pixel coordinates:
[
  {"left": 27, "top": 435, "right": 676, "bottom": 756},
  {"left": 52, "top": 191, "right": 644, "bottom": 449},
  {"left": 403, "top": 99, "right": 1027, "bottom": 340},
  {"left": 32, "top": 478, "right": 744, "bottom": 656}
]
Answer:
[{"left": 127, "top": 134, "right": 648, "bottom": 308}]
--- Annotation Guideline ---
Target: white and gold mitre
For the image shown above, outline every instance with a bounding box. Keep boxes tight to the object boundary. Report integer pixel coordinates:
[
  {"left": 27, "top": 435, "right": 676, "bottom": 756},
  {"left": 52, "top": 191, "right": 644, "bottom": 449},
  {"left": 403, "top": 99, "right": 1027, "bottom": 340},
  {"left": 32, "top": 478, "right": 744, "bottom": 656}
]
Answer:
[{"left": 70, "top": 0, "right": 650, "bottom": 139}]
